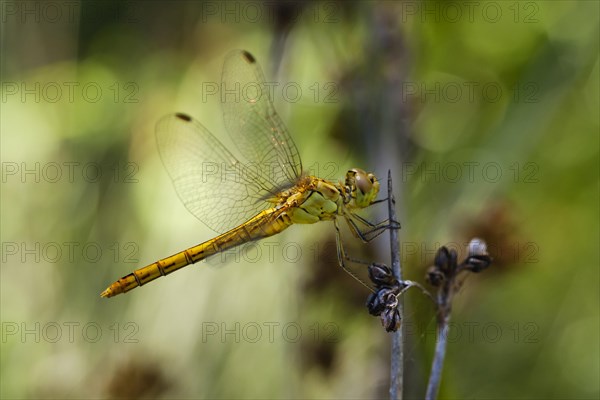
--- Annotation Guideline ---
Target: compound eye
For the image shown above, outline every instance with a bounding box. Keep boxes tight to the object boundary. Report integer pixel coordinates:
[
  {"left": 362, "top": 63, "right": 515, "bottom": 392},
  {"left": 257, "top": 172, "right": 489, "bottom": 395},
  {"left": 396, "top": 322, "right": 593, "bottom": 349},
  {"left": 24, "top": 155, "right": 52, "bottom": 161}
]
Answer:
[{"left": 355, "top": 172, "right": 372, "bottom": 194}]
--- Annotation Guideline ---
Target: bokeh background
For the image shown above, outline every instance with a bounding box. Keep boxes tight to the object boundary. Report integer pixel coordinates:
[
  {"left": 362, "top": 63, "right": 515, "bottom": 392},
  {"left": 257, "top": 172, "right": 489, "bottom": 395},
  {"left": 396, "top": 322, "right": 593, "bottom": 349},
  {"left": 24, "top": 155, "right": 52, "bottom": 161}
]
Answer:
[{"left": 1, "top": 1, "right": 598, "bottom": 399}]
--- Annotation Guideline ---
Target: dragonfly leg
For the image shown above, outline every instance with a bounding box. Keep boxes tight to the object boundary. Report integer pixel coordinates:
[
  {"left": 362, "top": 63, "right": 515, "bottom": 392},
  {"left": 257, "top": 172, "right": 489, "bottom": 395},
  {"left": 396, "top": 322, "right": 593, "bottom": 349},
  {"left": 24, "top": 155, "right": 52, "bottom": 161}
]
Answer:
[
  {"left": 352, "top": 212, "right": 401, "bottom": 231},
  {"left": 334, "top": 219, "right": 375, "bottom": 292},
  {"left": 356, "top": 196, "right": 402, "bottom": 229},
  {"left": 345, "top": 214, "right": 400, "bottom": 243},
  {"left": 369, "top": 197, "right": 390, "bottom": 205},
  {"left": 352, "top": 212, "right": 396, "bottom": 228}
]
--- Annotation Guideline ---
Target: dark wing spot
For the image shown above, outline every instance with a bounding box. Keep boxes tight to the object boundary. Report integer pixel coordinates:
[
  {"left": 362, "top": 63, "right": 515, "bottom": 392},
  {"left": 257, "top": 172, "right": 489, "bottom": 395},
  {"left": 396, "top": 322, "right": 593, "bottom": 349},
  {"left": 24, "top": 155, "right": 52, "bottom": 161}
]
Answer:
[
  {"left": 241, "top": 51, "right": 256, "bottom": 64},
  {"left": 175, "top": 113, "right": 192, "bottom": 122}
]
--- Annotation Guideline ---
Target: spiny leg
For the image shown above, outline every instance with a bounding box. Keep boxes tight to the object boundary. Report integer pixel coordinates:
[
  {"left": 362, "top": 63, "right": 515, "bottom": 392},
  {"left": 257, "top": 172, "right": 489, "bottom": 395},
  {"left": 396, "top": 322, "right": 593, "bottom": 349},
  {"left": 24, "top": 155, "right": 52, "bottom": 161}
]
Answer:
[
  {"left": 334, "top": 219, "right": 375, "bottom": 292},
  {"left": 345, "top": 214, "right": 400, "bottom": 243},
  {"left": 370, "top": 197, "right": 391, "bottom": 205},
  {"left": 353, "top": 195, "right": 402, "bottom": 230},
  {"left": 347, "top": 219, "right": 387, "bottom": 242},
  {"left": 352, "top": 212, "right": 401, "bottom": 230}
]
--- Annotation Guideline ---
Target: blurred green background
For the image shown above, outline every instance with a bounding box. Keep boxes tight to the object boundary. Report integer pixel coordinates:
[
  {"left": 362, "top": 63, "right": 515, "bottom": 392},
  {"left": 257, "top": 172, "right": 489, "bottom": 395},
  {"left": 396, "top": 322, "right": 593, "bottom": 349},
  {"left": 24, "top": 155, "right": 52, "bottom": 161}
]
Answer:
[{"left": 1, "top": 1, "right": 598, "bottom": 399}]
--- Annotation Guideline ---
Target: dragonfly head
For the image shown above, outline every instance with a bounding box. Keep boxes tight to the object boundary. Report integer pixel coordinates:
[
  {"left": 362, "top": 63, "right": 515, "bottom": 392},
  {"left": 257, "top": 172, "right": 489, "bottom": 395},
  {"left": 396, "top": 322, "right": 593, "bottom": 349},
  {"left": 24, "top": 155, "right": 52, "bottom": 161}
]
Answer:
[{"left": 345, "top": 168, "right": 380, "bottom": 208}]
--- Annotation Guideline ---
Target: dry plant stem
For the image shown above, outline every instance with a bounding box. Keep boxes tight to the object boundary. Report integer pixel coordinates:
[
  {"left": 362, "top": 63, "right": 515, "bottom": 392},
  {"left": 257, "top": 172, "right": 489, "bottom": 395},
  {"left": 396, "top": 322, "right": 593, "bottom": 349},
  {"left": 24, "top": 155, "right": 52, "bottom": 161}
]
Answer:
[
  {"left": 425, "top": 312, "right": 450, "bottom": 400},
  {"left": 387, "top": 170, "right": 404, "bottom": 400},
  {"left": 425, "top": 276, "right": 453, "bottom": 400},
  {"left": 421, "top": 241, "right": 491, "bottom": 399}
]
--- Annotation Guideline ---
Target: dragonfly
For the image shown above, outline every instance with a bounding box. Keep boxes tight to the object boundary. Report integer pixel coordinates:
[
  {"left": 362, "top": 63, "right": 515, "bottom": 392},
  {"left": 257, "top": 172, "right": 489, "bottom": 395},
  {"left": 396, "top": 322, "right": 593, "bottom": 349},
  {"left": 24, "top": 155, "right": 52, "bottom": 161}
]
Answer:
[{"left": 101, "top": 50, "right": 392, "bottom": 298}]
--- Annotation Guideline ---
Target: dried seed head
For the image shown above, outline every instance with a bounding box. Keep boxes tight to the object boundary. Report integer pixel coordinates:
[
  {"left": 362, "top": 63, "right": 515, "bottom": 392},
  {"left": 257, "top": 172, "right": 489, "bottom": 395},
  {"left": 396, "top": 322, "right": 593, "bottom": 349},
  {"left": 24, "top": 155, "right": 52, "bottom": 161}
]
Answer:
[
  {"left": 381, "top": 307, "right": 401, "bottom": 332},
  {"left": 426, "top": 266, "right": 445, "bottom": 286},
  {"left": 368, "top": 263, "right": 395, "bottom": 287}
]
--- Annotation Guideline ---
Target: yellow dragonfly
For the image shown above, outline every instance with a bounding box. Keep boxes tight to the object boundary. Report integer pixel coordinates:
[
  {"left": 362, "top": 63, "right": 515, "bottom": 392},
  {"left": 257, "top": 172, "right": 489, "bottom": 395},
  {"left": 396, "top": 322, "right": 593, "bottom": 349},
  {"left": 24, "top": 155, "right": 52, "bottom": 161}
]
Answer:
[{"left": 101, "top": 50, "right": 389, "bottom": 298}]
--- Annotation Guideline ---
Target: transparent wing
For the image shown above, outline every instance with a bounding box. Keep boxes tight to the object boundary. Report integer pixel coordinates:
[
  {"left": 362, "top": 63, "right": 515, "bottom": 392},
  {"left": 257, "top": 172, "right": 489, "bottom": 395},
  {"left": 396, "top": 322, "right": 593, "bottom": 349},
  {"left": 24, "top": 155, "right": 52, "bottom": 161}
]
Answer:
[
  {"left": 221, "top": 50, "right": 303, "bottom": 187},
  {"left": 156, "top": 113, "right": 282, "bottom": 234}
]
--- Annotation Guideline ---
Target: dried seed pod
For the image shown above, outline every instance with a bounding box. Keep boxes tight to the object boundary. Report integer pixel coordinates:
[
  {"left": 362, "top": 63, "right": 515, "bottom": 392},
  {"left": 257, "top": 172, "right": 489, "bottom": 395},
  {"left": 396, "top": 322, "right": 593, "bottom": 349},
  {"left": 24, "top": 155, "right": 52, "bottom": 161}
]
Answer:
[
  {"left": 368, "top": 263, "right": 395, "bottom": 287},
  {"left": 381, "top": 307, "right": 401, "bottom": 332},
  {"left": 366, "top": 287, "right": 398, "bottom": 316}
]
